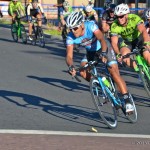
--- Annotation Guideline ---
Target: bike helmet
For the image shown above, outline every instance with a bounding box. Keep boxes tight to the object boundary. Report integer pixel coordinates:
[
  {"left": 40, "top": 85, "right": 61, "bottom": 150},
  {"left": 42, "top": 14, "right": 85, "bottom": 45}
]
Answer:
[
  {"left": 66, "top": 11, "right": 84, "bottom": 29},
  {"left": 32, "top": 0, "right": 38, "bottom": 3},
  {"left": 85, "top": 5, "right": 93, "bottom": 13},
  {"left": 63, "top": 1, "right": 69, "bottom": 8},
  {"left": 114, "top": 3, "right": 130, "bottom": 16},
  {"left": 145, "top": 9, "right": 150, "bottom": 19},
  {"left": 108, "top": 4, "right": 116, "bottom": 12}
]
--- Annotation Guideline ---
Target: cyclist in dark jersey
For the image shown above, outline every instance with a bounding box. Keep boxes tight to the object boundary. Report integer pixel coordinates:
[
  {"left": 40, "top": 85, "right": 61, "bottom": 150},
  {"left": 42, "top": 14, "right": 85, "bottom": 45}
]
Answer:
[
  {"left": 101, "top": 4, "right": 116, "bottom": 38},
  {"left": 145, "top": 9, "right": 150, "bottom": 36}
]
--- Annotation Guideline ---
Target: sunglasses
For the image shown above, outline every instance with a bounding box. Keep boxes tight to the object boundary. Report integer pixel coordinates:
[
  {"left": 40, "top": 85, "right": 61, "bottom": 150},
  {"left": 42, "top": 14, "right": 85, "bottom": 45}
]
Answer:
[
  {"left": 70, "top": 25, "right": 80, "bottom": 31},
  {"left": 116, "top": 15, "right": 125, "bottom": 19},
  {"left": 147, "top": 18, "right": 150, "bottom": 21}
]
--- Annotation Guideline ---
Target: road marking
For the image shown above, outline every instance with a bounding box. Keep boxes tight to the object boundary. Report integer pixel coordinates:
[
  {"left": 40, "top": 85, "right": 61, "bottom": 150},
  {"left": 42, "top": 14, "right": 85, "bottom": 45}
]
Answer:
[{"left": 0, "top": 130, "right": 149, "bottom": 138}]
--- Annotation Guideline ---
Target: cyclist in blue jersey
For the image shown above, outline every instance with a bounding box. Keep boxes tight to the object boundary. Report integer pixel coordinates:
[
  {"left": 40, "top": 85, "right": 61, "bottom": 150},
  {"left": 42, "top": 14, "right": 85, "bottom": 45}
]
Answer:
[{"left": 66, "top": 11, "right": 134, "bottom": 113}]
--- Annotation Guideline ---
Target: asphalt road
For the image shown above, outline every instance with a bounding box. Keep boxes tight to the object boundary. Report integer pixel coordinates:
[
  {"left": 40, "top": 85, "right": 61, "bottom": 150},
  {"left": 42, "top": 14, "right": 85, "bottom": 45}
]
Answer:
[{"left": 0, "top": 25, "right": 150, "bottom": 149}]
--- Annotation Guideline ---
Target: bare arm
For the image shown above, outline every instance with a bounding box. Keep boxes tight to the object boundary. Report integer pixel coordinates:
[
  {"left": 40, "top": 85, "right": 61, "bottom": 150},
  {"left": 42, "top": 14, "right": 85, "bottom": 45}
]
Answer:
[
  {"left": 66, "top": 45, "right": 74, "bottom": 67},
  {"left": 102, "top": 21, "right": 110, "bottom": 33},
  {"left": 111, "top": 35, "right": 120, "bottom": 54},
  {"left": 137, "top": 23, "right": 150, "bottom": 42},
  {"left": 94, "top": 29, "right": 107, "bottom": 52}
]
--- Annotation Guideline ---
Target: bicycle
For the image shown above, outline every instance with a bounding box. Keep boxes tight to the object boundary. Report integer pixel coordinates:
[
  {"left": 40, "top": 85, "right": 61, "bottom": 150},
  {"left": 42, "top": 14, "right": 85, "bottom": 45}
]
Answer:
[
  {"left": 122, "top": 47, "right": 150, "bottom": 97},
  {"left": 11, "top": 16, "right": 27, "bottom": 44},
  {"left": 30, "top": 18, "right": 45, "bottom": 48},
  {"left": 73, "top": 59, "right": 137, "bottom": 129}
]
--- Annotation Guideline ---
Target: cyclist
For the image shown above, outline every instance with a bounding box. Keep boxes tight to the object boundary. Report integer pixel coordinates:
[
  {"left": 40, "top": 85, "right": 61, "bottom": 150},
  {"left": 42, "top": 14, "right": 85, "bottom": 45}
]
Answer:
[
  {"left": 60, "top": 1, "right": 73, "bottom": 47},
  {"left": 145, "top": 9, "right": 150, "bottom": 36},
  {"left": 84, "top": 5, "right": 98, "bottom": 23},
  {"left": 26, "top": 0, "right": 45, "bottom": 40},
  {"left": 101, "top": 4, "right": 116, "bottom": 38},
  {"left": 110, "top": 4, "right": 150, "bottom": 72},
  {"left": 66, "top": 11, "right": 135, "bottom": 113},
  {"left": 8, "top": 0, "right": 25, "bottom": 23}
]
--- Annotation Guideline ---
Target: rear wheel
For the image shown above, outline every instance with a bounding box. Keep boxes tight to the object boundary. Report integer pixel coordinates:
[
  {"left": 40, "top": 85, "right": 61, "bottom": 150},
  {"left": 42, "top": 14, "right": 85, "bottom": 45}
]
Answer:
[
  {"left": 11, "top": 24, "right": 18, "bottom": 42},
  {"left": 90, "top": 78, "right": 117, "bottom": 129},
  {"left": 20, "top": 24, "right": 27, "bottom": 44},
  {"left": 139, "top": 66, "right": 150, "bottom": 97}
]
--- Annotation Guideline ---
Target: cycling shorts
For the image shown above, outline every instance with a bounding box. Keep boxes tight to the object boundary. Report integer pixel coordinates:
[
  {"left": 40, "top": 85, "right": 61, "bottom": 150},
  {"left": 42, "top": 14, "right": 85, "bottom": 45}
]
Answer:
[{"left": 119, "top": 34, "right": 144, "bottom": 51}]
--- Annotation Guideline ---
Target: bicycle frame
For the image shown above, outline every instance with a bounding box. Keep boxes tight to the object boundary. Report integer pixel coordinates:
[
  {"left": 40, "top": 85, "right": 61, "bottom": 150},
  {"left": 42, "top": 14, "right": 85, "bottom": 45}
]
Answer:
[
  {"left": 91, "top": 64, "right": 123, "bottom": 108},
  {"left": 136, "top": 54, "right": 150, "bottom": 80}
]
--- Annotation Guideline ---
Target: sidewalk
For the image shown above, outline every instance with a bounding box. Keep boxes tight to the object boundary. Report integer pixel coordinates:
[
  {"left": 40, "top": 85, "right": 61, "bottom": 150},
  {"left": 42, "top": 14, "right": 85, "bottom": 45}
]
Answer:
[{"left": 0, "top": 133, "right": 149, "bottom": 150}]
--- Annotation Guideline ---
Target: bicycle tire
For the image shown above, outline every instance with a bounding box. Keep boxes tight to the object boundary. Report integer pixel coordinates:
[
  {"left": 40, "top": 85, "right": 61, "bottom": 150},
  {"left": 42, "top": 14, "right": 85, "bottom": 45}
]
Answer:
[
  {"left": 38, "top": 27, "right": 45, "bottom": 48},
  {"left": 125, "top": 93, "right": 138, "bottom": 123},
  {"left": 20, "top": 24, "right": 27, "bottom": 44},
  {"left": 11, "top": 24, "right": 18, "bottom": 42},
  {"left": 90, "top": 78, "right": 117, "bottom": 129},
  {"left": 139, "top": 66, "right": 150, "bottom": 97}
]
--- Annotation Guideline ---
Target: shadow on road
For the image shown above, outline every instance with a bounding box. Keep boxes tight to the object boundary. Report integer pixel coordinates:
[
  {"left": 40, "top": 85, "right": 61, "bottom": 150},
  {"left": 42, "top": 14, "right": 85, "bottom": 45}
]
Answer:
[{"left": 0, "top": 90, "right": 111, "bottom": 129}]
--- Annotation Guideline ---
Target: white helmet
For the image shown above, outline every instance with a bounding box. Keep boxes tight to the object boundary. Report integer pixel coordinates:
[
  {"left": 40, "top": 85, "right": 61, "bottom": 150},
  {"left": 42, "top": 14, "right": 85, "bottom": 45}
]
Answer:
[
  {"left": 85, "top": 5, "right": 93, "bottom": 13},
  {"left": 114, "top": 3, "right": 130, "bottom": 16},
  {"left": 145, "top": 9, "right": 150, "bottom": 19},
  {"left": 66, "top": 11, "right": 84, "bottom": 29},
  {"left": 63, "top": 1, "right": 69, "bottom": 8}
]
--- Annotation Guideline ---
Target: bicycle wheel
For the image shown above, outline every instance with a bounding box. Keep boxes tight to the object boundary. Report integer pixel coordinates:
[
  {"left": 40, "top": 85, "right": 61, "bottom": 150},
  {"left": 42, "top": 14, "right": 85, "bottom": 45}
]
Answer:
[
  {"left": 139, "top": 66, "right": 150, "bottom": 97},
  {"left": 90, "top": 78, "right": 117, "bottom": 129},
  {"left": 38, "top": 27, "right": 45, "bottom": 48},
  {"left": 125, "top": 93, "right": 138, "bottom": 123},
  {"left": 11, "top": 24, "right": 18, "bottom": 42},
  {"left": 20, "top": 24, "right": 27, "bottom": 44},
  {"left": 31, "top": 26, "right": 36, "bottom": 46}
]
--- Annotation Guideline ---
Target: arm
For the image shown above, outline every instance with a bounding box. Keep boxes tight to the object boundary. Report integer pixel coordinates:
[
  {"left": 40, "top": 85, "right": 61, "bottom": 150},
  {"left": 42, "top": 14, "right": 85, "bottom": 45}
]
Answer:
[
  {"left": 60, "top": 14, "right": 65, "bottom": 26},
  {"left": 66, "top": 44, "right": 74, "bottom": 67},
  {"left": 111, "top": 35, "right": 120, "bottom": 55},
  {"left": 94, "top": 29, "right": 107, "bottom": 52},
  {"left": 19, "top": 2, "right": 25, "bottom": 15},
  {"left": 137, "top": 23, "right": 150, "bottom": 43},
  {"left": 38, "top": 3, "right": 44, "bottom": 13},
  {"left": 102, "top": 20, "right": 110, "bottom": 32},
  {"left": 9, "top": 3, "right": 13, "bottom": 16}
]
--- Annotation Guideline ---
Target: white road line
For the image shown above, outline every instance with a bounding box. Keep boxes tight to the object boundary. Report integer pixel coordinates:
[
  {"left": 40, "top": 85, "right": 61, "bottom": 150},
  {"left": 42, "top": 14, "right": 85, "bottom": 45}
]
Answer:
[{"left": 0, "top": 130, "right": 150, "bottom": 138}]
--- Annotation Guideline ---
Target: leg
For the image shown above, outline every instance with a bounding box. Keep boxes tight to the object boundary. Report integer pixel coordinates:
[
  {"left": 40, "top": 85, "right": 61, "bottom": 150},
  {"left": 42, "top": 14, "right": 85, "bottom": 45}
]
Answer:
[
  {"left": 37, "top": 13, "right": 42, "bottom": 27},
  {"left": 142, "top": 50, "right": 150, "bottom": 65},
  {"left": 120, "top": 47, "right": 138, "bottom": 71}
]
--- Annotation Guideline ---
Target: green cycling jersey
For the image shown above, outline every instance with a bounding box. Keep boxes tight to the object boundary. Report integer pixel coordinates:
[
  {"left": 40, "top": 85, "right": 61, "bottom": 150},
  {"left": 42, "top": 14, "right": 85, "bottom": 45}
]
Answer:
[
  {"left": 111, "top": 14, "right": 144, "bottom": 42},
  {"left": 8, "top": 1, "right": 25, "bottom": 16}
]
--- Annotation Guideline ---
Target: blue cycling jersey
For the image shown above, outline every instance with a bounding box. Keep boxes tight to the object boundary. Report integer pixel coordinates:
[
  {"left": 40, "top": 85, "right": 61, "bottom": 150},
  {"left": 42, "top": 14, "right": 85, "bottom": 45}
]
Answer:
[{"left": 66, "top": 21, "right": 101, "bottom": 51}]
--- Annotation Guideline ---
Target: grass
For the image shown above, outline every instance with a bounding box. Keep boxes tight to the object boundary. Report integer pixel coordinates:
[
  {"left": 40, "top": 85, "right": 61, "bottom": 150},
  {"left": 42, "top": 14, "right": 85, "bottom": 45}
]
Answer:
[{"left": 0, "top": 18, "right": 61, "bottom": 36}]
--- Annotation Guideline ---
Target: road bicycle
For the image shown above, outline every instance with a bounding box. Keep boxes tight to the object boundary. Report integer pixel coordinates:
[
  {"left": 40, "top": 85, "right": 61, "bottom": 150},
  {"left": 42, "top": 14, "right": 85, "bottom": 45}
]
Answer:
[
  {"left": 11, "top": 16, "right": 27, "bottom": 44},
  {"left": 30, "top": 18, "right": 45, "bottom": 48},
  {"left": 73, "top": 59, "right": 137, "bottom": 129},
  {"left": 122, "top": 47, "right": 150, "bottom": 97}
]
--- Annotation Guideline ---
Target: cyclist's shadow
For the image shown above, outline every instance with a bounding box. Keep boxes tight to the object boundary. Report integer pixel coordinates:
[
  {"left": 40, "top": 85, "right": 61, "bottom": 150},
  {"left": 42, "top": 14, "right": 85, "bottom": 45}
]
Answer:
[
  {"left": 27, "top": 75, "right": 89, "bottom": 92},
  {"left": 0, "top": 90, "right": 107, "bottom": 128}
]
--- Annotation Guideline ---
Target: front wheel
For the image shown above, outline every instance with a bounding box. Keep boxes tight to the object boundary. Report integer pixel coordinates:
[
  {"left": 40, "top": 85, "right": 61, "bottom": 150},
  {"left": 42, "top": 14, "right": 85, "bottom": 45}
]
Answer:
[
  {"left": 11, "top": 24, "right": 18, "bottom": 42},
  {"left": 38, "top": 27, "right": 45, "bottom": 48},
  {"left": 90, "top": 78, "right": 117, "bottom": 129},
  {"left": 125, "top": 93, "right": 138, "bottom": 123},
  {"left": 20, "top": 24, "right": 27, "bottom": 44},
  {"left": 139, "top": 66, "right": 150, "bottom": 97}
]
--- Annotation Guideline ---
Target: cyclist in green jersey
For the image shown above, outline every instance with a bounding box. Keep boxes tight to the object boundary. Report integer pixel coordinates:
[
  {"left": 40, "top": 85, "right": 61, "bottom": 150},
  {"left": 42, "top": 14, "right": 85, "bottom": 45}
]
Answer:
[
  {"left": 110, "top": 3, "right": 150, "bottom": 70},
  {"left": 8, "top": 0, "right": 25, "bottom": 22}
]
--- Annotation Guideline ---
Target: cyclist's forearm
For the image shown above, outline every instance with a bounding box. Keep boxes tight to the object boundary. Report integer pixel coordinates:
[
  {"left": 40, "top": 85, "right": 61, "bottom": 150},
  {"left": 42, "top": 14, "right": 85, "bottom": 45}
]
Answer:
[{"left": 142, "top": 30, "right": 150, "bottom": 42}]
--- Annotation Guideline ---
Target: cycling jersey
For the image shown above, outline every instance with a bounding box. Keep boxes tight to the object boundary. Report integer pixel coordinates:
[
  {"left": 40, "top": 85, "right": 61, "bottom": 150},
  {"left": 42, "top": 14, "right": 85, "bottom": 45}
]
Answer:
[
  {"left": 111, "top": 14, "right": 144, "bottom": 42},
  {"left": 60, "top": 6, "right": 73, "bottom": 18},
  {"left": 84, "top": 9, "right": 98, "bottom": 22},
  {"left": 8, "top": 1, "right": 25, "bottom": 16},
  {"left": 66, "top": 21, "right": 101, "bottom": 51},
  {"left": 102, "top": 10, "right": 116, "bottom": 26},
  {"left": 26, "top": 3, "right": 44, "bottom": 16}
]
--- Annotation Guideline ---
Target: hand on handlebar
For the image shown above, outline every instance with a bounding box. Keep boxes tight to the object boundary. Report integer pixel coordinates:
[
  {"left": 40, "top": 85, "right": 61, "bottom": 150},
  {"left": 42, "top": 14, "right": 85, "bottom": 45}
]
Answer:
[
  {"left": 68, "top": 65, "right": 76, "bottom": 77},
  {"left": 116, "top": 53, "right": 123, "bottom": 63}
]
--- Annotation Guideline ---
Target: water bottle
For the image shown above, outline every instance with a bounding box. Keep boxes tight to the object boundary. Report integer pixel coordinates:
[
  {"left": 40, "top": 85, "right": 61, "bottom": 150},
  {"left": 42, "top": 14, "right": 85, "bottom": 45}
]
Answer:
[{"left": 102, "top": 77, "right": 112, "bottom": 91}]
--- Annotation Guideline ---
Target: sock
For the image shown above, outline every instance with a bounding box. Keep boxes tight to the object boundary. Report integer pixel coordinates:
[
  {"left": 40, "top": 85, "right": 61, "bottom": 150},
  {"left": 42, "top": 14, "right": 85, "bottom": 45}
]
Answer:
[{"left": 122, "top": 93, "right": 130, "bottom": 104}]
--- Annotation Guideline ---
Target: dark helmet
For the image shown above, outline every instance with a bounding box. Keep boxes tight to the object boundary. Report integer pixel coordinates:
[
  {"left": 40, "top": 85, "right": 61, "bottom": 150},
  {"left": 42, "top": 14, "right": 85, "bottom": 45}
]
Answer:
[
  {"left": 108, "top": 4, "right": 116, "bottom": 12},
  {"left": 32, "top": 0, "right": 38, "bottom": 3}
]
